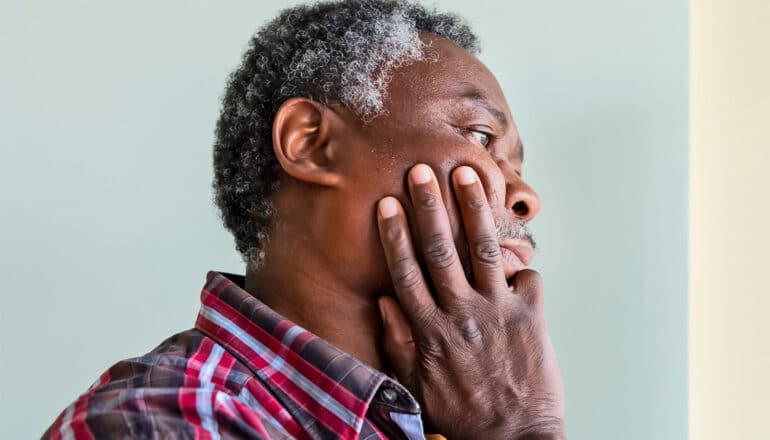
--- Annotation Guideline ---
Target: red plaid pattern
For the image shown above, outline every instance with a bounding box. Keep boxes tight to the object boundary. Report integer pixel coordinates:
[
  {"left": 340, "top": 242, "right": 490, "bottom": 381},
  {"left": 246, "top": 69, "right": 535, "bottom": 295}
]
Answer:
[{"left": 43, "top": 272, "right": 424, "bottom": 439}]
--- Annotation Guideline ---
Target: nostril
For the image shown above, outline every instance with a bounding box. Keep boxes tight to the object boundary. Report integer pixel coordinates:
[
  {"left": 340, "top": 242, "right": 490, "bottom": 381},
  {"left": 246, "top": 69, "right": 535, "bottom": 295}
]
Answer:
[{"left": 512, "top": 201, "right": 529, "bottom": 217}]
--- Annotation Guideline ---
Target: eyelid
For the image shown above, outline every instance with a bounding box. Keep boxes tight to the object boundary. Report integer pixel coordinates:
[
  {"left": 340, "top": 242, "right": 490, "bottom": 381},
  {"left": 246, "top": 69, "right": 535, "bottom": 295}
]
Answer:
[
  {"left": 470, "top": 130, "right": 490, "bottom": 146},
  {"left": 466, "top": 124, "right": 493, "bottom": 134},
  {"left": 448, "top": 122, "right": 496, "bottom": 149},
  {"left": 465, "top": 126, "right": 494, "bottom": 147}
]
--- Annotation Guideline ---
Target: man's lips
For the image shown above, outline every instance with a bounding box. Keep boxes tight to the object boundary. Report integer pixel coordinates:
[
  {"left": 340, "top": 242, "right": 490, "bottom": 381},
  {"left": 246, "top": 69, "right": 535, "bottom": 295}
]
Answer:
[{"left": 499, "top": 239, "right": 534, "bottom": 279}]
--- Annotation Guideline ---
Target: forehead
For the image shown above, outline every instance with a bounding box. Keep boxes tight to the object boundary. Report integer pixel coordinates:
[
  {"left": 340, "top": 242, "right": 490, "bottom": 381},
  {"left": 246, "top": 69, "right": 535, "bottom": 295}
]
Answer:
[
  {"left": 392, "top": 34, "right": 511, "bottom": 114},
  {"left": 378, "top": 34, "right": 522, "bottom": 155},
  {"left": 367, "top": 33, "right": 523, "bottom": 160}
]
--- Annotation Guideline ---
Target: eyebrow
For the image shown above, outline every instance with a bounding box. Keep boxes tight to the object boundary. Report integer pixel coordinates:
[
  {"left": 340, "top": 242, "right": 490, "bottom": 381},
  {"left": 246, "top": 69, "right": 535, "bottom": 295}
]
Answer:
[{"left": 459, "top": 91, "right": 509, "bottom": 130}]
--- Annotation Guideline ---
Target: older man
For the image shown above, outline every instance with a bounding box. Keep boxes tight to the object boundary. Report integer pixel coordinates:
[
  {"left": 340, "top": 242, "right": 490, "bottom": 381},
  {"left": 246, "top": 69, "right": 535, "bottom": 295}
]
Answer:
[{"left": 45, "top": 1, "right": 565, "bottom": 438}]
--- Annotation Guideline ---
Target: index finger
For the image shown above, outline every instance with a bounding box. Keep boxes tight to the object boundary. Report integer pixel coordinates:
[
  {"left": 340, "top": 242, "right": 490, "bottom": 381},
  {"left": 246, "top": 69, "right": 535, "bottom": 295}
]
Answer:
[
  {"left": 376, "top": 196, "right": 440, "bottom": 330},
  {"left": 407, "top": 164, "right": 472, "bottom": 305}
]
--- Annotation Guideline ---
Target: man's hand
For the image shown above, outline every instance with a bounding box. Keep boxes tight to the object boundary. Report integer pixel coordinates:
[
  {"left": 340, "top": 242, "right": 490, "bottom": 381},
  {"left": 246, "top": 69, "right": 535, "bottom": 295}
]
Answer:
[{"left": 376, "top": 164, "right": 565, "bottom": 439}]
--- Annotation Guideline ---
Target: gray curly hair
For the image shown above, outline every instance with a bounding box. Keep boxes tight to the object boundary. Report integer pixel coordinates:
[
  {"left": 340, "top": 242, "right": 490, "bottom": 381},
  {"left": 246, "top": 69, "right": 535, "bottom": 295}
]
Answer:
[{"left": 213, "top": 0, "right": 480, "bottom": 267}]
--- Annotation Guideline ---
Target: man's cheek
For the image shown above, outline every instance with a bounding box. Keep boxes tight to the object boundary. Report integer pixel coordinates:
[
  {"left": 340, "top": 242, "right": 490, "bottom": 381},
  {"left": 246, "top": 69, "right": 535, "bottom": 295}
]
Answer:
[{"left": 461, "top": 158, "right": 508, "bottom": 211}]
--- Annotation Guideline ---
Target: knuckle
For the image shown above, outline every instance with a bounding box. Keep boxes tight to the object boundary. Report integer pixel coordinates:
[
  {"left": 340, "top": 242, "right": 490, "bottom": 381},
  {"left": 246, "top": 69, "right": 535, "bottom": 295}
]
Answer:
[
  {"left": 459, "top": 317, "right": 484, "bottom": 346},
  {"left": 519, "top": 309, "right": 538, "bottom": 331},
  {"left": 473, "top": 237, "right": 501, "bottom": 264},
  {"left": 508, "top": 305, "right": 540, "bottom": 335},
  {"left": 384, "top": 222, "right": 407, "bottom": 244},
  {"left": 418, "top": 192, "right": 440, "bottom": 210},
  {"left": 501, "top": 298, "right": 532, "bottom": 326},
  {"left": 467, "top": 195, "right": 488, "bottom": 211},
  {"left": 391, "top": 257, "right": 423, "bottom": 291},
  {"left": 423, "top": 235, "right": 456, "bottom": 268}
]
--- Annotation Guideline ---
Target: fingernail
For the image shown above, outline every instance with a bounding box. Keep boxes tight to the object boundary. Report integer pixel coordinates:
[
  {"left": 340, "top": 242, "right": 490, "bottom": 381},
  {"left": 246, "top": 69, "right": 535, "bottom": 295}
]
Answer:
[
  {"left": 378, "top": 197, "right": 398, "bottom": 218},
  {"left": 410, "top": 164, "right": 432, "bottom": 184},
  {"left": 455, "top": 166, "right": 477, "bottom": 185}
]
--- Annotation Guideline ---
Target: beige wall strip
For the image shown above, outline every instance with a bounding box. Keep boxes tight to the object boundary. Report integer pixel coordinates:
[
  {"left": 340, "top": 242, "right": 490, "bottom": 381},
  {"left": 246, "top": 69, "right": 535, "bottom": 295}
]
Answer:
[{"left": 690, "top": 0, "right": 770, "bottom": 438}]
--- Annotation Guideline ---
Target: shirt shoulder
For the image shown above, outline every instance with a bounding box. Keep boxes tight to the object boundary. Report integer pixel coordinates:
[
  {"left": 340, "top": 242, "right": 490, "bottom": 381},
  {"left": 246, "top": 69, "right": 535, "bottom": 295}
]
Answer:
[
  {"left": 101, "top": 329, "right": 254, "bottom": 393},
  {"left": 43, "top": 329, "right": 295, "bottom": 439}
]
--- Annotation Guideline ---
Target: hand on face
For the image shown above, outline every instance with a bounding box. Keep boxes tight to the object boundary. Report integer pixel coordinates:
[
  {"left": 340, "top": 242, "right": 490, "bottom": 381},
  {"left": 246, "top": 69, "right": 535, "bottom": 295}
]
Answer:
[{"left": 376, "top": 164, "right": 565, "bottom": 440}]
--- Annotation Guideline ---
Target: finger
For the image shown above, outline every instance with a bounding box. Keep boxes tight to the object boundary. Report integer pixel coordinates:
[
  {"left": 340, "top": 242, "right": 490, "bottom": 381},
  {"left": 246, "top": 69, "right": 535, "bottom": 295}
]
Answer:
[
  {"left": 377, "top": 196, "right": 440, "bottom": 329},
  {"left": 378, "top": 296, "right": 417, "bottom": 389},
  {"left": 408, "top": 164, "right": 471, "bottom": 306},
  {"left": 452, "top": 166, "right": 507, "bottom": 294},
  {"left": 509, "top": 269, "right": 544, "bottom": 311}
]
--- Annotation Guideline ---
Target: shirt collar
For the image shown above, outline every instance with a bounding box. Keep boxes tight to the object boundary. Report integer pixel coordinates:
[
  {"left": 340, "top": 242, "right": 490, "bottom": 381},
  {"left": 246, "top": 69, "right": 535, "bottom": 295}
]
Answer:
[{"left": 194, "top": 271, "right": 419, "bottom": 437}]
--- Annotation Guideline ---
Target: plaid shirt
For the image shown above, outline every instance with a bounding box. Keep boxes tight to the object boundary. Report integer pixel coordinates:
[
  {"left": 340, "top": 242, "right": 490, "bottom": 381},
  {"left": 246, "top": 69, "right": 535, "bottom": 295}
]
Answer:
[{"left": 44, "top": 272, "right": 431, "bottom": 439}]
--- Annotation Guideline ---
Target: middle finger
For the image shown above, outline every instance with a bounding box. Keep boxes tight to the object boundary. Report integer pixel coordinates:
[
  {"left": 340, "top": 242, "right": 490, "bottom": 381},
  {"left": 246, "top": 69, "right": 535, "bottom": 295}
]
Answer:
[{"left": 408, "top": 164, "right": 471, "bottom": 306}]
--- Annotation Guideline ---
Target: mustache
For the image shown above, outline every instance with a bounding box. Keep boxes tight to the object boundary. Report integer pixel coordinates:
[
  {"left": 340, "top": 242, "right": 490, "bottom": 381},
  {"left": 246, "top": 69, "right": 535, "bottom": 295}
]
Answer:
[
  {"left": 495, "top": 217, "right": 536, "bottom": 250},
  {"left": 460, "top": 217, "right": 536, "bottom": 283}
]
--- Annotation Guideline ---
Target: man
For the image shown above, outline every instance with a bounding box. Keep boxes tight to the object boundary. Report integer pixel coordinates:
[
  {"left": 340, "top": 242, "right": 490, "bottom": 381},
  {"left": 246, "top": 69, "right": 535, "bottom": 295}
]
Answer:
[{"left": 45, "top": 1, "right": 565, "bottom": 438}]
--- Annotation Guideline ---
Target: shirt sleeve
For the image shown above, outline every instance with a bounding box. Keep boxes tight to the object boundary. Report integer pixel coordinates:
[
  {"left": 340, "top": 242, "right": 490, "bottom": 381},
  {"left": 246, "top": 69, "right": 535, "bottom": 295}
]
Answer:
[{"left": 42, "top": 386, "right": 294, "bottom": 439}]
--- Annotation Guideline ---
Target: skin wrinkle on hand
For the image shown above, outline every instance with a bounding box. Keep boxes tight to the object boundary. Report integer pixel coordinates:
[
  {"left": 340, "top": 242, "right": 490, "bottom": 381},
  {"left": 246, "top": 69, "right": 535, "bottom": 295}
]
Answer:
[{"left": 376, "top": 164, "right": 563, "bottom": 438}]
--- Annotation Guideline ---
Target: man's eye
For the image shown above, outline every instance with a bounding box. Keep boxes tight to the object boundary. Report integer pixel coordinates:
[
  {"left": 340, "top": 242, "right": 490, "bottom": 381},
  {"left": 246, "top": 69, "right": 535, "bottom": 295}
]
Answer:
[{"left": 469, "top": 130, "right": 491, "bottom": 147}]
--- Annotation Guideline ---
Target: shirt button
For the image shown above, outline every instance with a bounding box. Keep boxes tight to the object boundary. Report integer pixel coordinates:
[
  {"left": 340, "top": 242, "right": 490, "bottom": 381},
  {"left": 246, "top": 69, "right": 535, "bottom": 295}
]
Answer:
[{"left": 379, "top": 387, "right": 398, "bottom": 403}]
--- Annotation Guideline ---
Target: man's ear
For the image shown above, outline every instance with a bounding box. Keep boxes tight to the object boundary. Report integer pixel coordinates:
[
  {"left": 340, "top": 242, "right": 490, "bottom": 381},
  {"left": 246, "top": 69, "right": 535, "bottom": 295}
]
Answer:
[{"left": 272, "top": 98, "right": 343, "bottom": 187}]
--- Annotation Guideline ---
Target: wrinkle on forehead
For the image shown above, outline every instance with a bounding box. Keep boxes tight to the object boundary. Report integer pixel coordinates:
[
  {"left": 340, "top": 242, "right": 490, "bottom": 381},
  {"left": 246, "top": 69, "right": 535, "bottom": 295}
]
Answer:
[
  {"left": 368, "top": 33, "right": 525, "bottom": 160},
  {"left": 383, "top": 38, "right": 508, "bottom": 111}
]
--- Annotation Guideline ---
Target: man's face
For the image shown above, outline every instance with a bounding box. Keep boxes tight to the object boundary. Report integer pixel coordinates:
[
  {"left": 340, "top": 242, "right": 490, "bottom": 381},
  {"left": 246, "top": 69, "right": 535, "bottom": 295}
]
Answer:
[{"left": 326, "top": 35, "right": 541, "bottom": 293}]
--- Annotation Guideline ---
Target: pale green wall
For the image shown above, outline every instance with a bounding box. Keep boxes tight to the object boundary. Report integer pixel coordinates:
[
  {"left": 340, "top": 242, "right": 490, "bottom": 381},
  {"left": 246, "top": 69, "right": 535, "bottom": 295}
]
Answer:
[{"left": 0, "top": 1, "right": 688, "bottom": 438}]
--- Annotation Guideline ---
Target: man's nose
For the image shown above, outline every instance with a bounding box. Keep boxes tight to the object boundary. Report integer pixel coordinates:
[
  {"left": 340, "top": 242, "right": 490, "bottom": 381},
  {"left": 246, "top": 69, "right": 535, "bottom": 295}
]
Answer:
[{"left": 501, "top": 165, "right": 541, "bottom": 222}]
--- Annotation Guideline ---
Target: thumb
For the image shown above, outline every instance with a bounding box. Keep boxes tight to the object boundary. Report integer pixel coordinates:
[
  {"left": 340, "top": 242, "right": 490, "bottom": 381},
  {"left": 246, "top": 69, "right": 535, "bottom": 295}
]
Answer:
[{"left": 378, "top": 296, "right": 417, "bottom": 387}]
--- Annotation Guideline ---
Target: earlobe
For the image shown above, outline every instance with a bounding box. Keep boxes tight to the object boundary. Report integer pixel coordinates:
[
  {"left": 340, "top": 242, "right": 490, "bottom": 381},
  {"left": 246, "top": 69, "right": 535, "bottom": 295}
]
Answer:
[{"left": 272, "top": 98, "right": 343, "bottom": 187}]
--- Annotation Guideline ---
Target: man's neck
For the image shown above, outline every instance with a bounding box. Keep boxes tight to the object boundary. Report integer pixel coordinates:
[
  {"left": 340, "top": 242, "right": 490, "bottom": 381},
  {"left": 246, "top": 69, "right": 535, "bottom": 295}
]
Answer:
[{"left": 244, "top": 251, "right": 387, "bottom": 373}]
